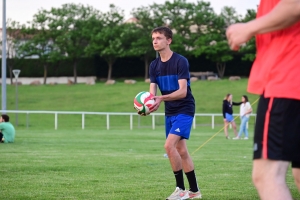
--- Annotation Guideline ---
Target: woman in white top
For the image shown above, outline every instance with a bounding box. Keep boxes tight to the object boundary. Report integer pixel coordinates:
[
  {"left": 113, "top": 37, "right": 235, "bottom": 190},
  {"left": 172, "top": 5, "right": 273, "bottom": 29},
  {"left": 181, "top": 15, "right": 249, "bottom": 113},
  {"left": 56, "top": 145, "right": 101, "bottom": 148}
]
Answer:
[{"left": 233, "top": 95, "right": 252, "bottom": 140}]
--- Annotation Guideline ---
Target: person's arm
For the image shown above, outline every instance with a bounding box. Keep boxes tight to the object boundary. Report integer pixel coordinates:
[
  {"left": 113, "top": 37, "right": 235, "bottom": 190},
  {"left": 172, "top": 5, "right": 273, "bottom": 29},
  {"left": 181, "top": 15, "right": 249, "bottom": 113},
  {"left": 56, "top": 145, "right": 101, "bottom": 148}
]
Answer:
[
  {"left": 149, "top": 83, "right": 157, "bottom": 96},
  {"left": 226, "top": 0, "right": 300, "bottom": 50},
  {"left": 244, "top": 108, "right": 253, "bottom": 115},
  {"left": 232, "top": 101, "right": 242, "bottom": 106},
  {"left": 222, "top": 101, "right": 226, "bottom": 119},
  {"left": 150, "top": 79, "right": 187, "bottom": 112},
  {"left": 156, "top": 79, "right": 187, "bottom": 102},
  {"left": 249, "top": 0, "right": 300, "bottom": 34}
]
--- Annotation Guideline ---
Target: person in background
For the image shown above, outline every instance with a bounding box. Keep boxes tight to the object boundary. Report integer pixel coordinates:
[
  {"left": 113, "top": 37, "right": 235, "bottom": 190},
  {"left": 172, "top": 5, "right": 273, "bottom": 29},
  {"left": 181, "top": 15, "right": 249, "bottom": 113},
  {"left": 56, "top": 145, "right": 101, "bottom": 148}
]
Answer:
[
  {"left": 233, "top": 95, "right": 252, "bottom": 140},
  {"left": 222, "top": 94, "right": 242, "bottom": 139},
  {"left": 0, "top": 114, "right": 15, "bottom": 143}
]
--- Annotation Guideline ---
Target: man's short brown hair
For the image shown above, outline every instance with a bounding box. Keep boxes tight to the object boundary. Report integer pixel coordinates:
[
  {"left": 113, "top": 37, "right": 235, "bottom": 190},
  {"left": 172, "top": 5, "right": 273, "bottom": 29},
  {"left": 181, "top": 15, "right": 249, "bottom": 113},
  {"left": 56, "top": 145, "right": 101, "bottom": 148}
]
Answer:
[
  {"left": 1, "top": 114, "right": 9, "bottom": 122},
  {"left": 151, "top": 26, "right": 173, "bottom": 40}
]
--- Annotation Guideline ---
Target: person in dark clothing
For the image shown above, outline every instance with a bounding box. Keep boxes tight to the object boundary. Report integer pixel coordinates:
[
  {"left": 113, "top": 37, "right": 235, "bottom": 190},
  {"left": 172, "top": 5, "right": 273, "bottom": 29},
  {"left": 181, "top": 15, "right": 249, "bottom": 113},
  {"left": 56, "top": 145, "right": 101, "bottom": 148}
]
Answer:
[{"left": 222, "top": 94, "right": 242, "bottom": 139}]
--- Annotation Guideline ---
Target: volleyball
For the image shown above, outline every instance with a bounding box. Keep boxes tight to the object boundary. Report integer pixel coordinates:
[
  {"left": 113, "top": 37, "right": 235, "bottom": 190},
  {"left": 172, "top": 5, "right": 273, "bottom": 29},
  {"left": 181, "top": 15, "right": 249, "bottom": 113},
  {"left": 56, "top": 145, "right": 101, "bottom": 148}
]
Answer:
[{"left": 134, "top": 91, "right": 155, "bottom": 115}]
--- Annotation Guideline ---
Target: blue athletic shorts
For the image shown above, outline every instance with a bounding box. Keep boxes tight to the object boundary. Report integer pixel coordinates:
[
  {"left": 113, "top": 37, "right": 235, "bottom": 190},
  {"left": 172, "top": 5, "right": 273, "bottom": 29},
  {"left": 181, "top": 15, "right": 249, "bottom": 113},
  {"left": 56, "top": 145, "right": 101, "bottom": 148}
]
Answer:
[
  {"left": 165, "top": 114, "right": 194, "bottom": 139},
  {"left": 225, "top": 113, "right": 234, "bottom": 122}
]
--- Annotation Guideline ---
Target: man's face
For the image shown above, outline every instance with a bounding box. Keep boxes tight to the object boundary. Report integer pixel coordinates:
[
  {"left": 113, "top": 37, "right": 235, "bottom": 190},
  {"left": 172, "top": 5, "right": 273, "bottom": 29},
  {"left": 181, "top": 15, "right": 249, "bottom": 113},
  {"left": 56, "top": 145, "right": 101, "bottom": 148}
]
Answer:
[
  {"left": 152, "top": 32, "right": 172, "bottom": 52},
  {"left": 0, "top": 117, "right": 3, "bottom": 122}
]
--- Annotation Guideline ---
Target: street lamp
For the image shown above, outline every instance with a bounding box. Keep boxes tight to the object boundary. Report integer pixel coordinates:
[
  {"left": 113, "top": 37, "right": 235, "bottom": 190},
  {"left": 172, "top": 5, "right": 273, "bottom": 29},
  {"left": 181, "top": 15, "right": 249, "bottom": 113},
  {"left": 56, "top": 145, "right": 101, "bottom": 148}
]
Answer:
[{"left": 12, "top": 69, "right": 21, "bottom": 126}]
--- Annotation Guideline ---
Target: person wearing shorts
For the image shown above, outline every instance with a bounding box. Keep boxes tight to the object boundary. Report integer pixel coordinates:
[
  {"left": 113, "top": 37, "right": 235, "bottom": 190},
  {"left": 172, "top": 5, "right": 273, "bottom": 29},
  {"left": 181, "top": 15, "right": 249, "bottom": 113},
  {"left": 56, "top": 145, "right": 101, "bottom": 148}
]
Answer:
[
  {"left": 222, "top": 94, "right": 242, "bottom": 139},
  {"left": 226, "top": 0, "right": 300, "bottom": 199},
  {"left": 143, "top": 26, "right": 201, "bottom": 200}
]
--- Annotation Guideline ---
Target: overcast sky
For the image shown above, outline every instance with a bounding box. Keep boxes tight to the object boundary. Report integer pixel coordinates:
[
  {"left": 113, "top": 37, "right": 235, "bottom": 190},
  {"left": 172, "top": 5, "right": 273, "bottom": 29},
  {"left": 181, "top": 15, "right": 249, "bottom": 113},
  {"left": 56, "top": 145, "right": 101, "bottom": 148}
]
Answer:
[{"left": 1, "top": 0, "right": 259, "bottom": 25}]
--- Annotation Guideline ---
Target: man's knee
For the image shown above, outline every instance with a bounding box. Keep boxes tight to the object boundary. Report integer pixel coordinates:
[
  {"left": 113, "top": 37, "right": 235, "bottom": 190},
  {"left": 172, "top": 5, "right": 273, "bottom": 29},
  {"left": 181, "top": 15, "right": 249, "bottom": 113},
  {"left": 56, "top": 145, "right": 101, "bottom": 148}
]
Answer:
[
  {"left": 252, "top": 169, "right": 263, "bottom": 188},
  {"left": 164, "top": 143, "right": 172, "bottom": 152},
  {"left": 253, "top": 160, "right": 290, "bottom": 186},
  {"left": 164, "top": 135, "right": 179, "bottom": 152}
]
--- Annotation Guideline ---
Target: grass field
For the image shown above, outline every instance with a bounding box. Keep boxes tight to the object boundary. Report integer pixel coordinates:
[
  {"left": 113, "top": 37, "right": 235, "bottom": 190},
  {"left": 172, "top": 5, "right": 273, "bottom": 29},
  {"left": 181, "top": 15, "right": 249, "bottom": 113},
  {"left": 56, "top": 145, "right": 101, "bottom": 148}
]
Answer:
[
  {"left": 1, "top": 79, "right": 299, "bottom": 199},
  {"left": 1, "top": 128, "right": 299, "bottom": 200}
]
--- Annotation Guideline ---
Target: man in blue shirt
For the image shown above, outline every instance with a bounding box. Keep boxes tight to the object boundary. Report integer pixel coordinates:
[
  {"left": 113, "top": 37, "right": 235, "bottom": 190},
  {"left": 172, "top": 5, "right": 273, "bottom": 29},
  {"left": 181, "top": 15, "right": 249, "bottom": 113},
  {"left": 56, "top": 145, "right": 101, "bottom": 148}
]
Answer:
[{"left": 147, "top": 26, "right": 201, "bottom": 200}]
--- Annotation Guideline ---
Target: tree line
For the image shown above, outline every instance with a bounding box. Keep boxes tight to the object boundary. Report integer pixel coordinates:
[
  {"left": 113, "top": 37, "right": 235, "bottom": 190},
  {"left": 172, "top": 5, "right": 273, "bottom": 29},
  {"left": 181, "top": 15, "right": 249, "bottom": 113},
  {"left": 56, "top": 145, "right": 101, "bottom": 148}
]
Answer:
[{"left": 2, "top": 0, "right": 257, "bottom": 84}]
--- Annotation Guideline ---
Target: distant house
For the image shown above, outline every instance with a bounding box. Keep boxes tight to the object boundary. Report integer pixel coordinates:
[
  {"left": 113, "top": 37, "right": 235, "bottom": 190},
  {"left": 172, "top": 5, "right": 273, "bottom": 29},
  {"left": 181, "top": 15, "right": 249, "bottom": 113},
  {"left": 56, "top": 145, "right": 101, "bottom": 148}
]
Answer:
[
  {"left": 124, "top": 17, "right": 139, "bottom": 24},
  {"left": 0, "top": 28, "right": 53, "bottom": 59}
]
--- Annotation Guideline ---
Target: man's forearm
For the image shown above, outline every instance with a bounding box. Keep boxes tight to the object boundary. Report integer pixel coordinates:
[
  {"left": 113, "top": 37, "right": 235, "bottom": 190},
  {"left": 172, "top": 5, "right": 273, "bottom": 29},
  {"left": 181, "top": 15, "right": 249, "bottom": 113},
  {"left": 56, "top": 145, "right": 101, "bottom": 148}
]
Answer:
[
  {"left": 161, "top": 89, "right": 187, "bottom": 101},
  {"left": 247, "top": 0, "right": 300, "bottom": 35},
  {"left": 149, "top": 83, "right": 157, "bottom": 96}
]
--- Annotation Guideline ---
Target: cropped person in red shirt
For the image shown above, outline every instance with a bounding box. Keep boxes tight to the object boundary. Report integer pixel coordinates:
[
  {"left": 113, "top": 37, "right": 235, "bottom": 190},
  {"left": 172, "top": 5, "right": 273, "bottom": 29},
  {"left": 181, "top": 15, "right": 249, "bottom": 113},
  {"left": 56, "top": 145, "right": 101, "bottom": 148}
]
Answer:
[{"left": 227, "top": 0, "right": 300, "bottom": 199}]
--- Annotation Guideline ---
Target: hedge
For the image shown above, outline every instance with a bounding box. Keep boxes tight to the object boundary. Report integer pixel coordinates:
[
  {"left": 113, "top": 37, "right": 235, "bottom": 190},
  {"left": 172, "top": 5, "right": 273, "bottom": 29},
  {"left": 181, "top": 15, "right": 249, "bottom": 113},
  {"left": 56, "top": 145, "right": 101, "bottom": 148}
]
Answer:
[{"left": 0, "top": 55, "right": 252, "bottom": 79}]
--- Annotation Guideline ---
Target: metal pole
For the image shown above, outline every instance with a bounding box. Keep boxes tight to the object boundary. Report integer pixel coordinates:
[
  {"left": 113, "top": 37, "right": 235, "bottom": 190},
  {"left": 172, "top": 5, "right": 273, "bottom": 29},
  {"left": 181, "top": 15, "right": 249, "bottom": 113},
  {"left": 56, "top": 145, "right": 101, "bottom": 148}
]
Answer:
[
  {"left": 15, "top": 77, "right": 18, "bottom": 126},
  {"left": 55, "top": 113, "right": 57, "bottom": 130},
  {"left": 130, "top": 114, "right": 132, "bottom": 130},
  {"left": 82, "top": 113, "right": 84, "bottom": 130},
  {"left": 106, "top": 114, "right": 109, "bottom": 130},
  {"left": 13, "top": 70, "right": 20, "bottom": 126},
  {"left": 152, "top": 114, "right": 155, "bottom": 130},
  {"left": 1, "top": 0, "right": 7, "bottom": 113},
  {"left": 193, "top": 116, "right": 196, "bottom": 129},
  {"left": 26, "top": 112, "right": 29, "bottom": 128}
]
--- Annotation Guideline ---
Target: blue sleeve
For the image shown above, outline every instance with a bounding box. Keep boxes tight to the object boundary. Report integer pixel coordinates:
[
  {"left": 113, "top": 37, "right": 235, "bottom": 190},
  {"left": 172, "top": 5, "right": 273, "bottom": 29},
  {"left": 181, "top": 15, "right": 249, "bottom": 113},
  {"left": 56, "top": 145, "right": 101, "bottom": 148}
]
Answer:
[
  {"left": 177, "top": 57, "right": 190, "bottom": 80},
  {"left": 149, "top": 61, "right": 156, "bottom": 84}
]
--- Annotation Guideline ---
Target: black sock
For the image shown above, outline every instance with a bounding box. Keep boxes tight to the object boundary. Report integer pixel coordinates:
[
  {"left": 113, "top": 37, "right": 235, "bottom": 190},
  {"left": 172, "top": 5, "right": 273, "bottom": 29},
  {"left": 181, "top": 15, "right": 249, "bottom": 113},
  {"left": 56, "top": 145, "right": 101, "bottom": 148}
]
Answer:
[
  {"left": 185, "top": 170, "right": 199, "bottom": 192},
  {"left": 174, "top": 169, "right": 185, "bottom": 190}
]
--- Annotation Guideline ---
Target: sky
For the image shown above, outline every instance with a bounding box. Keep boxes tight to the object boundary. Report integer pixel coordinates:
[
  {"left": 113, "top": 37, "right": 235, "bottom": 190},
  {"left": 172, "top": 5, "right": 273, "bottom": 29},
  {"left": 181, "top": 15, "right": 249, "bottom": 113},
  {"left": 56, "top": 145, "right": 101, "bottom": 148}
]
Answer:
[{"left": 1, "top": 0, "right": 259, "bottom": 25}]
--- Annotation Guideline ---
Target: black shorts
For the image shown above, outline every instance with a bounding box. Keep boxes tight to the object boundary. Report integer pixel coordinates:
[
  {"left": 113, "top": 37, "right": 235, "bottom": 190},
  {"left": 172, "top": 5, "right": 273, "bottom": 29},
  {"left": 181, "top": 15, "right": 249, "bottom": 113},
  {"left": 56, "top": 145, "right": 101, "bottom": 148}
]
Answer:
[{"left": 253, "top": 95, "right": 300, "bottom": 168}]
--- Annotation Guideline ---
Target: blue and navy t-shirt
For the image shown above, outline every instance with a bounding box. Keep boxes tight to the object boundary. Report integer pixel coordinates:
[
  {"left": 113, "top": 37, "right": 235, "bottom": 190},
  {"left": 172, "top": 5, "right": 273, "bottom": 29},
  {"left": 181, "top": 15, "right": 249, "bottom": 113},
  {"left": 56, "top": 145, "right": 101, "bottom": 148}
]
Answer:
[{"left": 149, "top": 52, "right": 195, "bottom": 117}]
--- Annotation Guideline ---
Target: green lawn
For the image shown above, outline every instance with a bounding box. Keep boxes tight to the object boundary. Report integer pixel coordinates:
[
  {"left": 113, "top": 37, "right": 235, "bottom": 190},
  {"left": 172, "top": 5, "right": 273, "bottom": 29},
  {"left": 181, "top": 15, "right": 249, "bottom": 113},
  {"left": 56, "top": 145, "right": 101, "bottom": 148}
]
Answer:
[
  {"left": 1, "top": 79, "right": 299, "bottom": 199},
  {"left": 1, "top": 128, "right": 299, "bottom": 200}
]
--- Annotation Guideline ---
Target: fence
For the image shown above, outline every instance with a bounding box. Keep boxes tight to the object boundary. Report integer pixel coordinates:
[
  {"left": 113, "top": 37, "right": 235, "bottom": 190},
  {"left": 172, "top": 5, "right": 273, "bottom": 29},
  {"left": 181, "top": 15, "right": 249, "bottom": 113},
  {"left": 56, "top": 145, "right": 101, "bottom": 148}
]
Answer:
[{"left": 0, "top": 110, "right": 256, "bottom": 130}]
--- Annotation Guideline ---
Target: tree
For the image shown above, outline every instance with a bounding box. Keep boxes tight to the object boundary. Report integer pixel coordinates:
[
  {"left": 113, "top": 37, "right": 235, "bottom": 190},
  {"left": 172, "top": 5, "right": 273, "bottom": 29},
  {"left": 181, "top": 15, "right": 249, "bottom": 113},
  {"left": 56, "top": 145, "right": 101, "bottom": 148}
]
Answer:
[
  {"left": 4, "top": 19, "right": 23, "bottom": 84},
  {"left": 130, "top": 5, "right": 165, "bottom": 79},
  {"left": 192, "top": 6, "right": 241, "bottom": 78},
  {"left": 86, "top": 4, "right": 132, "bottom": 80},
  {"left": 159, "top": 0, "right": 195, "bottom": 55},
  {"left": 47, "top": 3, "right": 100, "bottom": 83},
  {"left": 189, "top": 0, "right": 216, "bottom": 43},
  {"left": 18, "top": 10, "right": 63, "bottom": 84},
  {"left": 240, "top": 9, "right": 257, "bottom": 62}
]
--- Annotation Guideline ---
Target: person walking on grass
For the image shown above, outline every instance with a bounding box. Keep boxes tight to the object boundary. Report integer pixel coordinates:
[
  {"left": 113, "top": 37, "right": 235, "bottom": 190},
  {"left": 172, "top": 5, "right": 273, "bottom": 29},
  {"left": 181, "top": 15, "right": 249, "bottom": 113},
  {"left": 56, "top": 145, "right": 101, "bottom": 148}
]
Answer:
[
  {"left": 227, "top": 0, "right": 300, "bottom": 199},
  {"left": 222, "top": 94, "right": 242, "bottom": 139},
  {"left": 140, "top": 26, "right": 201, "bottom": 200},
  {"left": 0, "top": 114, "right": 15, "bottom": 143},
  {"left": 233, "top": 95, "right": 252, "bottom": 140}
]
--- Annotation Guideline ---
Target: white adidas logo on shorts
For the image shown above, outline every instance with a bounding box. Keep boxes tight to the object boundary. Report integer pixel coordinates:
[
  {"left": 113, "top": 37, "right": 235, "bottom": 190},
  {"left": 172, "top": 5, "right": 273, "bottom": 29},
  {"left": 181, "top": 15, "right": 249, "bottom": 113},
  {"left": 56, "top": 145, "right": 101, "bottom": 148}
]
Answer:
[{"left": 175, "top": 128, "right": 180, "bottom": 132}]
